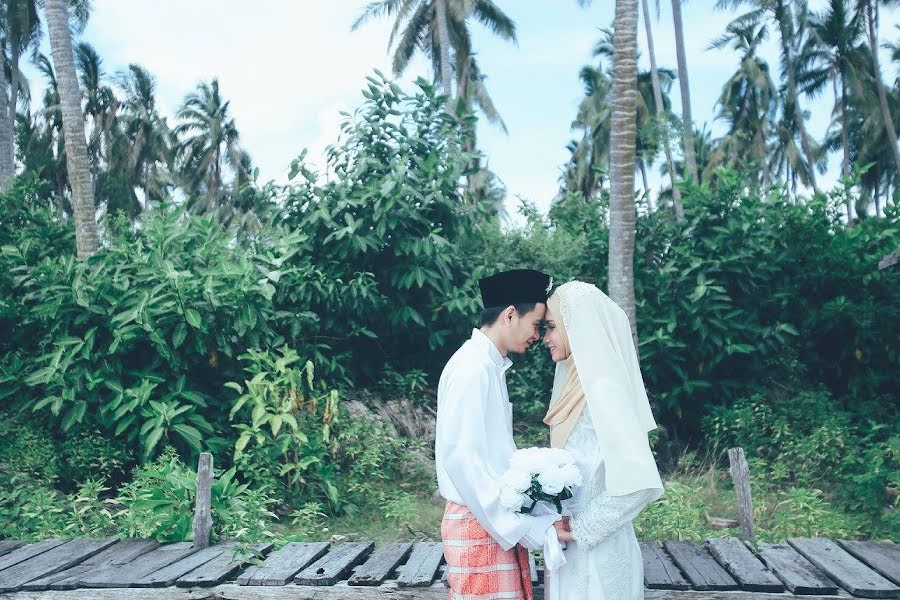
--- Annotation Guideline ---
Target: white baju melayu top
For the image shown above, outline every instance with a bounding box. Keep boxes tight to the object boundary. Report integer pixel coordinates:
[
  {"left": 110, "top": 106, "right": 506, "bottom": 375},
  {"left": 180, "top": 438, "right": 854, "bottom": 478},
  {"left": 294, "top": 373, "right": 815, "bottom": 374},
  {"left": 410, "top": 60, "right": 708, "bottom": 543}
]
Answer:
[{"left": 436, "top": 329, "right": 558, "bottom": 551}]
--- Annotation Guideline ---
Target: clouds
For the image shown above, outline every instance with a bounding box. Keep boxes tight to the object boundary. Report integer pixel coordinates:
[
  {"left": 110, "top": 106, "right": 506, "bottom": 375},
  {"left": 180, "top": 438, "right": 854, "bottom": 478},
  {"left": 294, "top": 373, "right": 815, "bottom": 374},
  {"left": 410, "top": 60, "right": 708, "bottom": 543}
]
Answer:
[{"left": 18, "top": 0, "right": 900, "bottom": 216}]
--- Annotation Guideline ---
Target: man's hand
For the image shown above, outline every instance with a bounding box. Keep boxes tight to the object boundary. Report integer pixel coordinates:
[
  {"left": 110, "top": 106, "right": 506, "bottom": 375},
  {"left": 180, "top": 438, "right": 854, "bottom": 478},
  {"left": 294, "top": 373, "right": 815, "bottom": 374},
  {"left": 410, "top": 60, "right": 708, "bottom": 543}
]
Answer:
[{"left": 553, "top": 518, "right": 574, "bottom": 542}]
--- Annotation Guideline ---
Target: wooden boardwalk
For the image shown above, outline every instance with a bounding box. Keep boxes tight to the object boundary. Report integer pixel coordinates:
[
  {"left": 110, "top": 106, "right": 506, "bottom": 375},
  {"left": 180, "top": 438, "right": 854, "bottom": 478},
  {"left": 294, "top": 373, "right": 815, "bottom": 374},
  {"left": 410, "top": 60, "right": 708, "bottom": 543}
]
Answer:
[{"left": 0, "top": 536, "right": 896, "bottom": 599}]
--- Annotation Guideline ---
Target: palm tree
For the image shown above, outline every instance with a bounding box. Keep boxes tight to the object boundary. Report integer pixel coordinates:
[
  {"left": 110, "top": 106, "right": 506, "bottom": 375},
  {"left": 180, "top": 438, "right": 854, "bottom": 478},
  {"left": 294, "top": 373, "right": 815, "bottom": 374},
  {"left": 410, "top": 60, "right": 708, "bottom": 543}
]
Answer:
[
  {"left": 116, "top": 64, "right": 172, "bottom": 208},
  {"left": 351, "top": 0, "right": 515, "bottom": 107},
  {"left": 708, "top": 20, "right": 778, "bottom": 185},
  {"left": 562, "top": 30, "right": 675, "bottom": 204},
  {"left": 173, "top": 78, "right": 246, "bottom": 213},
  {"left": 0, "top": 0, "right": 90, "bottom": 190},
  {"left": 801, "top": 0, "right": 868, "bottom": 218},
  {"left": 608, "top": 0, "right": 641, "bottom": 345},
  {"left": 718, "top": 0, "right": 822, "bottom": 195},
  {"left": 641, "top": 0, "right": 684, "bottom": 219},
  {"left": 857, "top": 0, "right": 900, "bottom": 181},
  {"left": 44, "top": 0, "right": 96, "bottom": 259},
  {"left": 561, "top": 62, "right": 612, "bottom": 202},
  {"left": 671, "top": 0, "right": 699, "bottom": 183}
]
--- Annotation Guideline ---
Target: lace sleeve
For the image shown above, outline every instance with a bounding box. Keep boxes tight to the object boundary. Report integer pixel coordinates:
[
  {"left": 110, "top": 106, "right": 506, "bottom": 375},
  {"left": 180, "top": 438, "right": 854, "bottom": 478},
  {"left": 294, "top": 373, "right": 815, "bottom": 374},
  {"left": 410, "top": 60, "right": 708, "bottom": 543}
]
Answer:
[{"left": 570, "top": 485, "right": 656, "bottom": 550}]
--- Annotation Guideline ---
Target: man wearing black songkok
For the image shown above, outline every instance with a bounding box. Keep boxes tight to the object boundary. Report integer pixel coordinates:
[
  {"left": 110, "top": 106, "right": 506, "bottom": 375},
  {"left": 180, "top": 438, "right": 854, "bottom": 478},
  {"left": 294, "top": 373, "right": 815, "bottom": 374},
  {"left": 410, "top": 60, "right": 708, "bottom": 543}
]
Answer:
[{"left": 434, "top": 268, "right": 561, "bottom": 600}]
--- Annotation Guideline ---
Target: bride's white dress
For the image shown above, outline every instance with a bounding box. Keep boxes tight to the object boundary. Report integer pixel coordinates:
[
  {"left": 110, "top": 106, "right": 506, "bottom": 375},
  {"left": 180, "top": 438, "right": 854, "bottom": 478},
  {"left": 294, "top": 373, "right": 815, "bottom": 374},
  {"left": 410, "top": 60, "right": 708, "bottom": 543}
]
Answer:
[{"left": 556, "top": 404, "right": 657, "bottom": 600}]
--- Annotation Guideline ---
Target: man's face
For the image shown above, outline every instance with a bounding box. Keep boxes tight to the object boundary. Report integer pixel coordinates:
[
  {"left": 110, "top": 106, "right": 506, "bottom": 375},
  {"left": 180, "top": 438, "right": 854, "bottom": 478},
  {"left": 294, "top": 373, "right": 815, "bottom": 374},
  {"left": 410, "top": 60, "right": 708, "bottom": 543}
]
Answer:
[{"left": 506, "top": 303, "right": 546, "bottom": 354}]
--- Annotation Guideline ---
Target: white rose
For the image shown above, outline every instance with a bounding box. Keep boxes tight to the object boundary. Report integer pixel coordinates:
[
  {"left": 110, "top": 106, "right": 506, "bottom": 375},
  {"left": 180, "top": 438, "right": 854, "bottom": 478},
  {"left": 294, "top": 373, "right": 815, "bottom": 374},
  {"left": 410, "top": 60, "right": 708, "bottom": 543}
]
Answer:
[
  {"left": 560, "top": 463, "right": 583, "bottom": 488},
  {"left": 501, "top": 467, "right": 533, "bottom": 493},
  {"left": 500, "top": 485, "right": 526, "bottom": 510},
  {"left": 537, "top": 469, "right": 566, "bottom": 495}
]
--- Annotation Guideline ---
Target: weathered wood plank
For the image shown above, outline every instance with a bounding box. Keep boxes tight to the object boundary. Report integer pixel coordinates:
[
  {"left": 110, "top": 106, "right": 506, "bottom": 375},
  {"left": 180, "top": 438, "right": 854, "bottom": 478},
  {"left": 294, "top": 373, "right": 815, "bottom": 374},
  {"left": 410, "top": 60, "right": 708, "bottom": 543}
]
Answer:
[
  {"left": 348, "top": 542, "right": 412, "bottom": 586},
  {"left": 728, "top": 448, "right": 756, "bottom": 542},
  {"left": 664, "top": 540, "right": 738, "bottom": 591},
  {"left": 0, "top": 541, "right": 26, "bottom": 558},
  {"left": 789, "top": 537, "right": 900, "bottom": 598},
  {"left": 236, "top": 542, "right": 329, "bottom": 586},
  {"left": 756, "top": 541, "right": 838, "bottom": 595},
  {"left": 21, "top": 540, "right": 159, "bottom": 591},
  {"left": 706, "top": 538, "right": 783, "bottom": 592},
  {"left": 191, "top": 453, "right": 213, "bottom": 550},
  {"left": 0, "top": 537, "right": 116, "bottom": 592},
  {"left": 134, "top": 545, "right": 225, "bottom": 587},
  {"left": 77, "top": 541, "right": 197, "bottom": 588},
  {"left": 878, "top": 249, "right": 900, "bottom": 270},
  {"left": 395, "top": 542, "right": 444, "bottom": 588},
  {"left": 1, "top": 583, "right": 856, "bottom": 599},
  {"left": 0, "top": 539, "right": 68, "bottom": 573},
  {"left": 176, "top": 542, "right": 273, "bottom": 587},
  {"left": 838, "top": 540, "right": 900, "bottom": 587},
  {"left": 641, "top": 541, "right": 690, "bottom": 590},
  {"left": 294, "top": 541, "right": 374, "bottom": 586}
]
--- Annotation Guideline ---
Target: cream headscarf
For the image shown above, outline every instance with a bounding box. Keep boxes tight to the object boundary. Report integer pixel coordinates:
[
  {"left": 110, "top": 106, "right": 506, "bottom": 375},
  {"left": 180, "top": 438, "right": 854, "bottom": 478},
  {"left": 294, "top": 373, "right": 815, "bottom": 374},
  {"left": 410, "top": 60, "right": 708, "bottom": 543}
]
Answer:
[
  {"left": 542, "top": 294, "right": 586, "bottom": 449},
  {"left": 543, "top": 281, "right": 663, "bottom": 498}
]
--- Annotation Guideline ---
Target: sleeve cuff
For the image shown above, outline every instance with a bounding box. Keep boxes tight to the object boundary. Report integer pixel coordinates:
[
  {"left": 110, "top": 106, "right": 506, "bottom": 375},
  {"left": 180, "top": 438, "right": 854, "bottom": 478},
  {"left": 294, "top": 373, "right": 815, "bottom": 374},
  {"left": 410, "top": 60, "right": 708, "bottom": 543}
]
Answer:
[{"left": 520, "top": 513, "right": 560, "bottom": 550}]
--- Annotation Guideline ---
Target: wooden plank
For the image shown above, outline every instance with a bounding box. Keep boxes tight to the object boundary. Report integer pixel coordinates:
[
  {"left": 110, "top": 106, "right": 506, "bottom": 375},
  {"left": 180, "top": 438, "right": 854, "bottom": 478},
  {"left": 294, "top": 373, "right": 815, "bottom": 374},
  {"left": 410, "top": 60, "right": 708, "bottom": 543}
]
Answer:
[
  {"left": 0, "top": 541, "right": 26, "bottom": 558},
  {"left": 0, "top": 583, "right": 859, "bottom": 599},
  {"left": 395, "top": 542, "right": 444, "bottom": 588},
  {"left": 176, "top": 542, "right": 273, "bottom": 587},
  {"left": 347, "top": 542, "right": 412, "bottom": 586},
  {"left": 77, "top": 542, "right": 197, "bottom": 588},
  {"left": 134, "top": 545, "right": 225, "bottom": 587},
  {"left": 0, "top": 537, "right": 117, "bottom": 592},
  {"left": 728, "top": 448, "right": 756, "bottom": 542},
  {"left": 839, "top": 540, "right": 900, "bottom": 587},
  {"left": 0, "top": 539, "right": 68, "bottom": 573},
  {"left": 191, "top": 452, "right": 213, "bottom": 550},
  {"left": 294, "top": 541, "right": 374, "bottom": 586},
  {"left": 705, "top": 538, "right": 783, "bottom": 592},
  {"left": 236, "top": 542, "right": 329, "bottom": 586},
  {"left": 789, "top": 537, "right": 900, "bottom": 598},
  {"left": 879, "top": 249, "right": 900, "bottom": 270},
  {"left": 664, "top": 540, "right": 738, "bottom": 591},
  {"left": 756, "top": 541, "right": 838, "bottom": 595},
  {"left": 641, "top": 541, "right": 690, "bottom": 590},
  {"left": 21, "top": 540, "right": 159, "bottom": 591}
]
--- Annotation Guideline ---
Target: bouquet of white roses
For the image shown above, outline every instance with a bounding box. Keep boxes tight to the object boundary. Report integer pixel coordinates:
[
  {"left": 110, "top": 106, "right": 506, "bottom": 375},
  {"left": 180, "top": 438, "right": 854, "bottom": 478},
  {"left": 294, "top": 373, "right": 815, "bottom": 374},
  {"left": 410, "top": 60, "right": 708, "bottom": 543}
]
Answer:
[{"left": 499, "top": 447, "right": 583, "bottom": 514}]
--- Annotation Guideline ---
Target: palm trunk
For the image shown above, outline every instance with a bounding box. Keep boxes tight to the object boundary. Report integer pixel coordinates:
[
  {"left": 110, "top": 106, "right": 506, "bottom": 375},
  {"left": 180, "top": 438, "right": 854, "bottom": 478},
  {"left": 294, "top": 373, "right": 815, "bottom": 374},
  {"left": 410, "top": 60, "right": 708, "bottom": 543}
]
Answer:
[
  {"left": 838, "top": 74, "right": 853, "bottom": 221},
  {"left": 7, "top": 50, "right": 20, "bottom": 174},
  {"left": 609, "top": 0, "right": 641, "bottom": 349},
  {"left": 671, "top": 0, "right": 698, "bottom": 183},
  {"left": 875, "top": 180, "right": 882, "bottom": 217},
  {"left": 865, "top": 2, "right": 900, "bottom": 180},
  {"left": 642, "top": 0, "right": 684, "bottom": 221},
  {"left": 776, "top": 0, "right": 820, "bottom": 196},
  {"left": 0, "top": 45, "right": 13, "bottom": 192},
  {"left": 639, "top": 158, "right": 649, "bottom": 195},
  {"left": 46, "top": 0, "right": 98, "bottom": 260},
  {"left": 839, "top": 77, "right": 850, "bottom": 181},
  {"left": 435, "top": 0, "right": 453, "bottom": 101}
]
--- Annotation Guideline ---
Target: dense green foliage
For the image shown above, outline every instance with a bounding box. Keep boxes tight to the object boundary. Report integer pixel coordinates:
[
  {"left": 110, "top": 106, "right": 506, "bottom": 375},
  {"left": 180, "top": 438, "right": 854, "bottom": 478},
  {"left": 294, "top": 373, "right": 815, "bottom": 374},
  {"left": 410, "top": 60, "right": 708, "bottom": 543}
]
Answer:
[{"left": 0, "top": 75, "right": 897, "bottom": 543}]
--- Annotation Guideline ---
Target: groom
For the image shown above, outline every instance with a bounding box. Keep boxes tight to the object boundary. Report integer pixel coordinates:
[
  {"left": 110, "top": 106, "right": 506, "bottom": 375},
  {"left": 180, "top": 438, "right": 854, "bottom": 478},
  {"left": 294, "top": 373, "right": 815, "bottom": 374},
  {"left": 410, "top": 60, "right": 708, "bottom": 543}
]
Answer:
[{"left": 436, "top": 269, "right": 561, "bottom": 600}]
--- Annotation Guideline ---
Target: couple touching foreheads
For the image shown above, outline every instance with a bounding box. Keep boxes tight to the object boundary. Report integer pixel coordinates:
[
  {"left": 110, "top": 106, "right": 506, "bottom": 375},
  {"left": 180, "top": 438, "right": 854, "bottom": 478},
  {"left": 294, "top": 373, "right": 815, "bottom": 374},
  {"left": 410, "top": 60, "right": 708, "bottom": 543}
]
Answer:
[{"left": 435, "top": 269, "right": 664, "bottom": 600}]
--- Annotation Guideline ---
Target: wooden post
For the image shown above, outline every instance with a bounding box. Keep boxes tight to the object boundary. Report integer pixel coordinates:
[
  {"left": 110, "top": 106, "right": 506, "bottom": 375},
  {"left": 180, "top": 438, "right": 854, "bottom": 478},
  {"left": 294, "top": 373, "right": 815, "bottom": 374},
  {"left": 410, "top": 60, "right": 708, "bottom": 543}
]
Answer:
[
  {"left": 192, "top": 452, "right": 213, "bottom": 549},
  {"left": 728, "top": 447, "right": 755, "bottom": 543}
]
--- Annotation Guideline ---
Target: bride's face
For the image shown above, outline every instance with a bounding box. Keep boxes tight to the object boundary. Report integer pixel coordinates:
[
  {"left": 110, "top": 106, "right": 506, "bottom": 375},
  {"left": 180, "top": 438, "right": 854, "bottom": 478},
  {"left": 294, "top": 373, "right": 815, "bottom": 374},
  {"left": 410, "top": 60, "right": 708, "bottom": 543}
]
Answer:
[{"left": 542, "top": 308, "right": 570, "bottom": 363}]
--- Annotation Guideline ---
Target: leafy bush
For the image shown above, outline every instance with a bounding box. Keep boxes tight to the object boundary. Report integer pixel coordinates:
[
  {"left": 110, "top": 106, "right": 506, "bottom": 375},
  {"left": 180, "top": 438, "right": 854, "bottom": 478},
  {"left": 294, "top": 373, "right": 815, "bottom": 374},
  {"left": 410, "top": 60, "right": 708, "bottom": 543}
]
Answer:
[{"left": 114, "top": 448, "right": 277, "bottom": 543}]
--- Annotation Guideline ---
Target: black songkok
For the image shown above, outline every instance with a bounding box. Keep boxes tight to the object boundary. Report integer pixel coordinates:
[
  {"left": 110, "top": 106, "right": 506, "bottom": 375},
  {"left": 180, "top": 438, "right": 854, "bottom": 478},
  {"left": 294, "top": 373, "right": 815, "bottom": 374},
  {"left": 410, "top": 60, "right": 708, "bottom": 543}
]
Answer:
[{"left": 478, "top": 269, "right": 551, "bottom": 308}]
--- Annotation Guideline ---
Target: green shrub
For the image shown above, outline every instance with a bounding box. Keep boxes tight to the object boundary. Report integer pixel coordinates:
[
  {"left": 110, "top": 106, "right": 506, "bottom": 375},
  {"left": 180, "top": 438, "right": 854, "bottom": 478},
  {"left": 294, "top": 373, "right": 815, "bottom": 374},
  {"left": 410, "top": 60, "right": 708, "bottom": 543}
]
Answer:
[{"left": 114, "top": 448, "right": 277, "bottom": 543}]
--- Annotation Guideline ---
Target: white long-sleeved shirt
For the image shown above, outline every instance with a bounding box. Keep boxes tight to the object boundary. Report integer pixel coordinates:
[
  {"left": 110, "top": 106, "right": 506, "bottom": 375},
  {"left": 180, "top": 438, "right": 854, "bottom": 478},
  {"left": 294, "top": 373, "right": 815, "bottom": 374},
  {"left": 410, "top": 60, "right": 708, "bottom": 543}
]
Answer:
[{"left": 435, "top": 328, "right": 558, "bottom": 551}]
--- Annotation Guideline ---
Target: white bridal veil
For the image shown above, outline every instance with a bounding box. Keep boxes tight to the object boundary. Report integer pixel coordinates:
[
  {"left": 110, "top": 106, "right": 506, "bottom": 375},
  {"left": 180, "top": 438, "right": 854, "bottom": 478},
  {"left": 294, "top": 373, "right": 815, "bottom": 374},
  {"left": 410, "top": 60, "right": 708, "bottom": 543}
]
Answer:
[{"left": 550, "top": 281, "right": 664, "bottom": 497}]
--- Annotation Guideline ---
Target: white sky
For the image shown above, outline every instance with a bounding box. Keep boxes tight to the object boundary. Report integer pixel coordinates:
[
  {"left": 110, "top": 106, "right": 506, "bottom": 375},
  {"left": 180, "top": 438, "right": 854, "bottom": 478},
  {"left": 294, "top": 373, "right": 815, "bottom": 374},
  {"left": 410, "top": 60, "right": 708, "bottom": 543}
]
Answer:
[{"left": 21, "top": 1, "right": 900, "bottom": 217}]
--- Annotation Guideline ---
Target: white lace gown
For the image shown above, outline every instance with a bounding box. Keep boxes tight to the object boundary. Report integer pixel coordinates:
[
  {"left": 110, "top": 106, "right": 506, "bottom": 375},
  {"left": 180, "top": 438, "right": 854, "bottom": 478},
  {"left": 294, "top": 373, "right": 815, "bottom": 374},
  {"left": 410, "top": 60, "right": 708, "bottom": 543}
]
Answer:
[{"left": 555, "top": 404, "right": 657, "bottom": 600}]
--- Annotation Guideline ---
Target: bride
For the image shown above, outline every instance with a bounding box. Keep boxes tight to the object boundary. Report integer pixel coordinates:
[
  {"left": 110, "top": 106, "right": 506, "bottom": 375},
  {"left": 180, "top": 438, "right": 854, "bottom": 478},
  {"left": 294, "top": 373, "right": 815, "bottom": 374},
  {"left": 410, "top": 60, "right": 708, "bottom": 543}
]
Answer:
[{"left": 541, "top": 281, "right": 664, "bottom": 600}]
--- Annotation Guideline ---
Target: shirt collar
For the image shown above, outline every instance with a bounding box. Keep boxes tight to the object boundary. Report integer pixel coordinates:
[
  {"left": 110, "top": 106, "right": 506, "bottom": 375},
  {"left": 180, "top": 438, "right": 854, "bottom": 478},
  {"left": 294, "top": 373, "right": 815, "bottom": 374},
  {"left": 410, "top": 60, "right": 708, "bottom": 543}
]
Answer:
[{"left": 471, "top": 328, "right": 513, "bottom": 372}]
